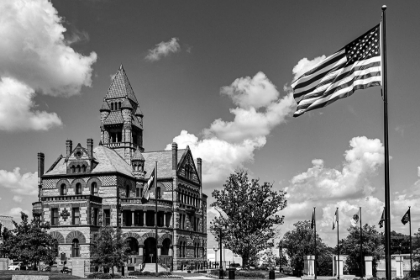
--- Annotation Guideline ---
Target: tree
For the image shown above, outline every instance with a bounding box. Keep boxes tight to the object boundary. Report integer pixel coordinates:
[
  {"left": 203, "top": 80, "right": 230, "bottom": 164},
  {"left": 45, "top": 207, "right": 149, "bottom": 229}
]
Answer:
[
  {"left": 340, "top": 224, "right": 384, "bottom": 276},
  {"left": 282, "top": 220, "right": 332, "bottom": 276},
  {"left": 90, "top": 226, "right": 130, "bottom": 274},
  {"left": 0, "top": 212, "right": 58, "bottom": 268},
  {"left": 210, "top": 170, "right": 287, "bottom": 268}
]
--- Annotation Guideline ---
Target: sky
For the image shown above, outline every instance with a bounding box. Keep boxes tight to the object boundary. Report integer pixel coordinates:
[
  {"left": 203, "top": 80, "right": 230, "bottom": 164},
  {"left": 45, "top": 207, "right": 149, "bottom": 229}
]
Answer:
[{"left": 1, "top": 0, "right": 420, "bottom": 249}]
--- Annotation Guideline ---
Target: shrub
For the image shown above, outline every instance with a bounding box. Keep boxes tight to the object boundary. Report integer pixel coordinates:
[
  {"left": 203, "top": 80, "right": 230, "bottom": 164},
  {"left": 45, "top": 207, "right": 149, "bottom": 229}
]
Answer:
[
  {"left": 87, "top": 272, "right": 112, "bottom": 279},
  {"left": 236, "top": 271, "right": 265, "bottom": 278},
  {"left": 157, "top": 271, "right": 172, "bottom": 276}
]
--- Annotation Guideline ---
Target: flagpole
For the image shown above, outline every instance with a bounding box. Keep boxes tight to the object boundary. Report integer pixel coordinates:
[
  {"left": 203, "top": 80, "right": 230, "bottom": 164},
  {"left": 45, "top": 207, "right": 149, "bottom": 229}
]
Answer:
[
  {"left": 381, "top": 6, "right": 392, "bottom": 280},
  {"left": 359, "top": 207, "right": 363, "bottom": 278},
  {"left": 337, "top": 207, "right": 340, "bottom": 280},
  {"left": 409, "top": 206, "right": 412, "bottom": 276},
  {"left": 314, "top": 207, "right": 317, "bottom": 280},
  {"left": 155, "top": 161, "right": 158, "bottom": 275}
]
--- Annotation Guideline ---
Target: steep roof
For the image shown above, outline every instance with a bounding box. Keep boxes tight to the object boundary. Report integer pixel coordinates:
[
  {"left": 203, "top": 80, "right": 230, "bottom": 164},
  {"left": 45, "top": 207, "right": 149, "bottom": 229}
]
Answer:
[
  {"left": 135, "top": 106, "right": 143, "bottom": 116},
  {"left": 103, "top": 111, "right": 142, "bottom": 129},
  {"left": 132, "top": 147, "right": 145, "bottom": 161},
  {"left": 142, "top": 149, "right": 186, "bottom": 178},
  {"left": 100, "top": 99, "right": 111, "bottom": 112},
  {"left": 105, "top": 65, "right": 138, "bottom": 104},
  {"left": 44, "top": 146, "right": 133, "bottom": 177}
]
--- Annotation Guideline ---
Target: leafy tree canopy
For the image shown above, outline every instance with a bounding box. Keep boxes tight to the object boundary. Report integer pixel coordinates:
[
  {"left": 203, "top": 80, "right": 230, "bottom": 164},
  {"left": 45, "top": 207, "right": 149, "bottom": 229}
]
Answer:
[
  {"left": 282, "top": 220, "right": 332, "bottom": 276},
  {"left": 210, "top": 170, "right": 287, "bottom": 268},
  {"left": 340, "top": 224, "right": 384, "bottom": 276},
  {"left": 0, "top": 212, "right": 58, "bottom": 268},
  {"left": 90, "top": 226, "right": 130, "bottom": 274}
]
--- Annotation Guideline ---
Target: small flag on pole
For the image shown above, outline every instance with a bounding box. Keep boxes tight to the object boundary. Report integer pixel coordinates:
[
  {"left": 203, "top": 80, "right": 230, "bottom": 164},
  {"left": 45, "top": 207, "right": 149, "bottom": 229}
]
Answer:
[
  {"left": 379, "top": 208, "right": 385, "bottom": 228},
  {"left": 142, "top": 168, "right": 155, "bottom": 203},
  {"left": 351, "top": 209, "right": 360, "bottom": 227},
  {"left": 292, "top": 25, "right": 381, "bottom": 117},
  {"left": 332, "top": 209, "right": 338, "bottom": 230},
  {"left": 311, "top": 209, "right": 315, "bottom": 229},
  {"left": 401, "top": 208, "right": 411, "bottom": 225}
]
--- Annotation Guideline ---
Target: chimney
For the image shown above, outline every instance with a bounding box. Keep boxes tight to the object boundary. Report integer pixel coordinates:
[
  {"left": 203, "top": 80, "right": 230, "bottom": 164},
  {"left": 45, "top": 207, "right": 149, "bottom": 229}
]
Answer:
[
  {"left": 37, "top": 153, "right": 44, "bottom": 182},
  {"left": 66, "top": 140, "right": 72, "bottom": 157},
  {"left": 87, "top": 138, "right": 94, "bottom": 158},
  {"left": 197, "top": 158, "right": 202, "bottom": 181},
  {"left": 172, "top": 142, "right": 178, "bottom": 170}
]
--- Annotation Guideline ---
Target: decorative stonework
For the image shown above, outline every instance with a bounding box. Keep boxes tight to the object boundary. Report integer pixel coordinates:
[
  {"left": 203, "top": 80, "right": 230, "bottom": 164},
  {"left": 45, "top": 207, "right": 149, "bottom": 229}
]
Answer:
[
  {"left": 60, "top": 208, "right": 70, "bottom": 221},
  {"left": 50, "top": 231, "right": 65, "bottom": 244},
  {"left": 99, "top": 176, "right": 116, "bottom": 186},
  {"left": 44, "top": 179, "right": 59, "bottom": 189},
  {"left": 65, "top": 230, "right": 86, "bottom": 244}
]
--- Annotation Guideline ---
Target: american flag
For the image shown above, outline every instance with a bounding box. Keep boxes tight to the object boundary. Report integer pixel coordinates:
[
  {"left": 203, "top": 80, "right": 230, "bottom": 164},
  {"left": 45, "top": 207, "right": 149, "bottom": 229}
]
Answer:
[{"left": 292, "top": 25, "right": 382, "bottom": 117}]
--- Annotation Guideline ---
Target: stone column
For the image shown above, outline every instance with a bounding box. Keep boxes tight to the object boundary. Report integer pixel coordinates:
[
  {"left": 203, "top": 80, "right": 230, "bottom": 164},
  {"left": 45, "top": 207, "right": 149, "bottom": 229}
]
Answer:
[
  {"left": 132, "top": 211, "right": 135, "bottom": 226},
  {"left": 164, "top": 212, "right": 167, "bottom": 227},
  {"left": 304, "top": 255, "right": 309, "bottom": 275},
  {"left": 169, "top": 246, "right": 173, "bottom": 256},
  {"left": 395, "top": 255, "right": 403, "bottom": 278},
  {"left": 333, "top": 255, "right": 347, "bottom": 277},
  {"left": 309, "top": 255, "right": 315, "bottom": 276},
  {"left": 143, "top": 211, "right": 147, "bottom": 226},
  {"left": 139, "top": 246, "right": 143, "bottom": 257},
  {"left": 364, "top": 256, "right": 373, "bottom": 278},
  {"left": 158, "top": 245, "right": 162, "bottom": 257}
]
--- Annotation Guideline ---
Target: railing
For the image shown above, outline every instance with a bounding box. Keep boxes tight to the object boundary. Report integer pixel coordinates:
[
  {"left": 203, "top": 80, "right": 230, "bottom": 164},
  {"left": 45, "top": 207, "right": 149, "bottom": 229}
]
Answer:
[
  {"left": 177, "top": 260, "right": 229, "bottom": 271},
  {"left": 104, "top": 142, "right": 134, "bottom": 149},
  {"left": 121, "top": 198, "right": 172, "bottom": 208},
  {"left": 42, "top": 195, "right": 102, "bottom": 204}
]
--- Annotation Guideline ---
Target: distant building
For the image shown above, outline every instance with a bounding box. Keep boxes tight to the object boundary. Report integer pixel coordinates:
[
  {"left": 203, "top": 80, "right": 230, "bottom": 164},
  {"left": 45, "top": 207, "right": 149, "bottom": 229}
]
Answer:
[{"left": 32, "top": 65, "right": 207, "bottom": 273}]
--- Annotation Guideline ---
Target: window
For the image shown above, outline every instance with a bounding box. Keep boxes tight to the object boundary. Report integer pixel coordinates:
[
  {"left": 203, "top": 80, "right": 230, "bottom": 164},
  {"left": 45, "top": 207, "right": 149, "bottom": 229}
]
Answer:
[
  {"left": 157, "top": 187, "right": 161, "bottom": 199},
  {"left": 72, "top": 239, "right": 80, "bottom": 257},
  {"left": 76, "top": 165, "right": 81, "bottom": 173},
  {"left": 118, "top": 102, "right": 121, "bottom": 109},
  {"left": 72, "top": 208, "right": 80, "bottom": 225},
  {"left": 91, "top": 182, "right": 98, "bottom": 195},
  {"left": 82, "top": 165, "right": 87, "bottom": 173},
  {"left": 71, "top": 166, "right": 75, "bottom": 173},
  {"left": 185, "top": 165, "right": 190, "bottom": 179},
  {"left": 104, "top": 209, "right": 110, "bottom": 226},
  {"left": 93, "top": 208, "right": 98, "bottom": 226},
  {"left": 111, "top": 103, "right": 114, "bottom": 110},
  {"left": 51, "top": 208, "right": 59, "bottom": 225},
  {"left": 126, "top": 185, "right": 130, "bottom": 197},
  {"left": 60, "top": 184, "right": 67, "bottom": 195},
  {"left": 75, "top": 183, "right": 82, "bottom": 195}
]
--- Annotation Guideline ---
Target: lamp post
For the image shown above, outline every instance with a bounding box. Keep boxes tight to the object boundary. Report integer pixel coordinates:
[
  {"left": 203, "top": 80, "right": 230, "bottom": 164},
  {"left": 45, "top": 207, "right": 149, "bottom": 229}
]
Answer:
[
  {"left": 219, "top": 227, "right": 223, "bottom": 279},
  {"left": 214, "top": 247, "right": 218, "bottom": 268},
  {"left": 279, "top": 240, "right": 282, "bottom": 273}
]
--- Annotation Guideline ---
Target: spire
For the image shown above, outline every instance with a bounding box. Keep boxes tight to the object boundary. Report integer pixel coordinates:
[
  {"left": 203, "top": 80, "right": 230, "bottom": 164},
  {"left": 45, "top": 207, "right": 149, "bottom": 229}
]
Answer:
[
  {"left": 105, "top": 65, "right": 138, "bottom": 104},
  {"left": 132, "top": 146, "right": 144, "bottom": 161},
  {"left": 121, "top": 97, "right": 132, "bottom": 110},
  {"left": 99, "top": 99, "right": 111, "bottom": 112}
]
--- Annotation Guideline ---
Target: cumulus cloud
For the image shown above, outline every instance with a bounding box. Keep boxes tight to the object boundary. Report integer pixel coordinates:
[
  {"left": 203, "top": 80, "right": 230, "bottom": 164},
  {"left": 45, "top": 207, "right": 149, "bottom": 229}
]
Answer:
[
  {"left": 0, "top": 77, "right": 62, "bottom": 131},
  {"left": 286, "top": 137, "right": 384, "bottom": 203},
  {"left": 281, "top": 136, "right": 386, "bottom": 245},
  {"left": 9, "top": 207, "right": 29, "bottom": 219},
  {"left": 0, "top": 168, "right": 38, "bottom": 196},
  {"left": 292, "top": 55, "right": 326, "bottom": 81},
  {"left": 145, "top": 38, "right": 180, "bottom": 62},
  {"left": 13, "top": 195, "right": 23, "bottom": 203},
  {"left": 0, "top": 0, "right": 97, "bottom": 131},
  {"left": 166, "top": 72, "right": 295, "bottom": 183}
]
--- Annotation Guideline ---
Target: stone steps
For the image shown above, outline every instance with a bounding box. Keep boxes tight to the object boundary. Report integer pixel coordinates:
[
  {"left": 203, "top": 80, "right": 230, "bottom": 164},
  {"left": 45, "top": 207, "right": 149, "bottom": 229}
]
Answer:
[{"left": 142, "top": 263, "right": 168, "bottom": 273}]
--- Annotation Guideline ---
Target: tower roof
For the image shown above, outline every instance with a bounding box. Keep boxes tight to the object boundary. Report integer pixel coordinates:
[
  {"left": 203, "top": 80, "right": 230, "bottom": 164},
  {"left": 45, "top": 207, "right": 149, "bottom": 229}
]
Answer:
[
  {"left": 105, "top": 65, "right": 138, "bottom": 104},
  {"left": 132, "top": 146, "right": 145, "bottom": 161},
  {"left": 100, "top": 99, "right": 111, "bottom": 112},
  {"left": 135, "top": 105, "right": 143, "bottom": 116}
]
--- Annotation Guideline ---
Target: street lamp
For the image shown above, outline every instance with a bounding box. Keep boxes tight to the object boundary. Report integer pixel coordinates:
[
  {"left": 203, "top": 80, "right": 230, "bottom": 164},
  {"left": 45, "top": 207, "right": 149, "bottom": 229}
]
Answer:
[{"left": 213, "top": 247, "right": 218, "bottom": 267}]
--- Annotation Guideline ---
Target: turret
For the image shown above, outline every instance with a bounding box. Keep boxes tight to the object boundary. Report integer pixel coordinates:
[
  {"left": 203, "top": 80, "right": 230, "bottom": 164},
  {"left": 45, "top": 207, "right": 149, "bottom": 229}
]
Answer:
[
  {"left": 131, "top": 146, "right": 145, "bottom": 177},
  {"left": 100, "top": 99, "right": 111, "bottom": 144}
]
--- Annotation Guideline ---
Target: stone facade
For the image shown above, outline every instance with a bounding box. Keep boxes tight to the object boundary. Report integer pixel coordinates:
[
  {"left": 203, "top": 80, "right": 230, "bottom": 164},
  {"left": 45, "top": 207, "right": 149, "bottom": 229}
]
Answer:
[{"left": 32, "top": 65, "right": 207, "bottom": 274}]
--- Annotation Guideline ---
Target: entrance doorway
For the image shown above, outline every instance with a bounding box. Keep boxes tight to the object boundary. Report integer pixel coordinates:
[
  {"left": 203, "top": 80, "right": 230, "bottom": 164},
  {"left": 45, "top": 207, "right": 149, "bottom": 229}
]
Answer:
[{"left": 144, "top": 237, "right": 157, "bottom": 263}]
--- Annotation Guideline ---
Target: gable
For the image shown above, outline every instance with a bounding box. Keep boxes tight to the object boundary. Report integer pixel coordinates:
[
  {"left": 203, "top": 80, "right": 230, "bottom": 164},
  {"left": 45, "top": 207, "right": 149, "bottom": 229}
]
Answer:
[{"left": 177, "top": 150, "right": 200, "bottom": 185}]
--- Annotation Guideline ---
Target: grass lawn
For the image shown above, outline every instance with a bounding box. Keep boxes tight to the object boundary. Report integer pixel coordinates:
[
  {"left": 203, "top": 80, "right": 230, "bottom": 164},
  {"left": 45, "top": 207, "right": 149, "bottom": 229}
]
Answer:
[{"left": 0, "top": 271, "right": 81, "bottom": 280}]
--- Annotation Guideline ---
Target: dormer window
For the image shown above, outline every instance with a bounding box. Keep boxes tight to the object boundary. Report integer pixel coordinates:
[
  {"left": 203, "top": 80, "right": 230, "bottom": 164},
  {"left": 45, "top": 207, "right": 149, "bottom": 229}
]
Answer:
[
  {"left": 77, "top": 165, "right": 81, "bottom": 173},
  {"left": 60, "top": 184, "right": 67, "bottom": 195},
  {"left": 126, "top": 185, "right": 130, "bottom": 197},
  {"left": 82, "top": 165, "right": 87, "bottom": 173},
  {"left": 71, "top": 166, "right": 75, "bottom": 173}
]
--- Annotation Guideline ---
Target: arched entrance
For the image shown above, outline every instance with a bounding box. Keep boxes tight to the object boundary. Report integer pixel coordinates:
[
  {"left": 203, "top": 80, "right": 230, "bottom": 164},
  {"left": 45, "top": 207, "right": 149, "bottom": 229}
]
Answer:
[
  {"left": 126, "top": 237, "right": 139, "bottom": 255},
  {"left": 162, "top": 238, "right": 171, "bottom": 255},
  {"left": 144, "top": 237, "right": 157, "bottom": 263}
]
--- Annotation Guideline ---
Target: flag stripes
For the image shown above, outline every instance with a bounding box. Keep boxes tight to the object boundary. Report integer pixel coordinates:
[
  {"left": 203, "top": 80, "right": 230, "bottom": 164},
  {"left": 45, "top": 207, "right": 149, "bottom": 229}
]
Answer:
[{"left": 292, "top": 25, "right": 381, "bottom": 117}]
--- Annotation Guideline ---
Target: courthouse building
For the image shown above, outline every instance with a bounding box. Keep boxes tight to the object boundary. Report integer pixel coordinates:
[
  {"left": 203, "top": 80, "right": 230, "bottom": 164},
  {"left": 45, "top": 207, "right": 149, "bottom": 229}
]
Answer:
[{"left": 32, "top": 65, "right": 207, "bottom": 272}]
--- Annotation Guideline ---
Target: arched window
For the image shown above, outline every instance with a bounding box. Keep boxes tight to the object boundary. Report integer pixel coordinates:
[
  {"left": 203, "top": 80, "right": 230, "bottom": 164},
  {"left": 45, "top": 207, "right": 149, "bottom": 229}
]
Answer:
[
  {"left": 60, "top": 184, "right": 67, "bottom": 195},
  {"left": 75, "top": 183, "right": 82, "bottom": 195},
  {"left": 111, "top": 103, "right": 114, "bottom": 110},
  {"left": 72, "top": 238, "right": 80, "bottom": 257},
  {"left": 82, "top": 165, "right": 87, "bottom": 173},
  {"left": 126, "top": 185, "right": 130, "bottom": 197},
  {"left": 118, "top": 102, "right": 121, "bottom": 109},
  {"left": 91, "top": 182, "right": 97, "bottom": 195},
  {"left": 76, "top": 165, "right": 81, "bottom": 173},
  {"left": 157, "top": 187, "right": 161, "bottom": 199}
]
